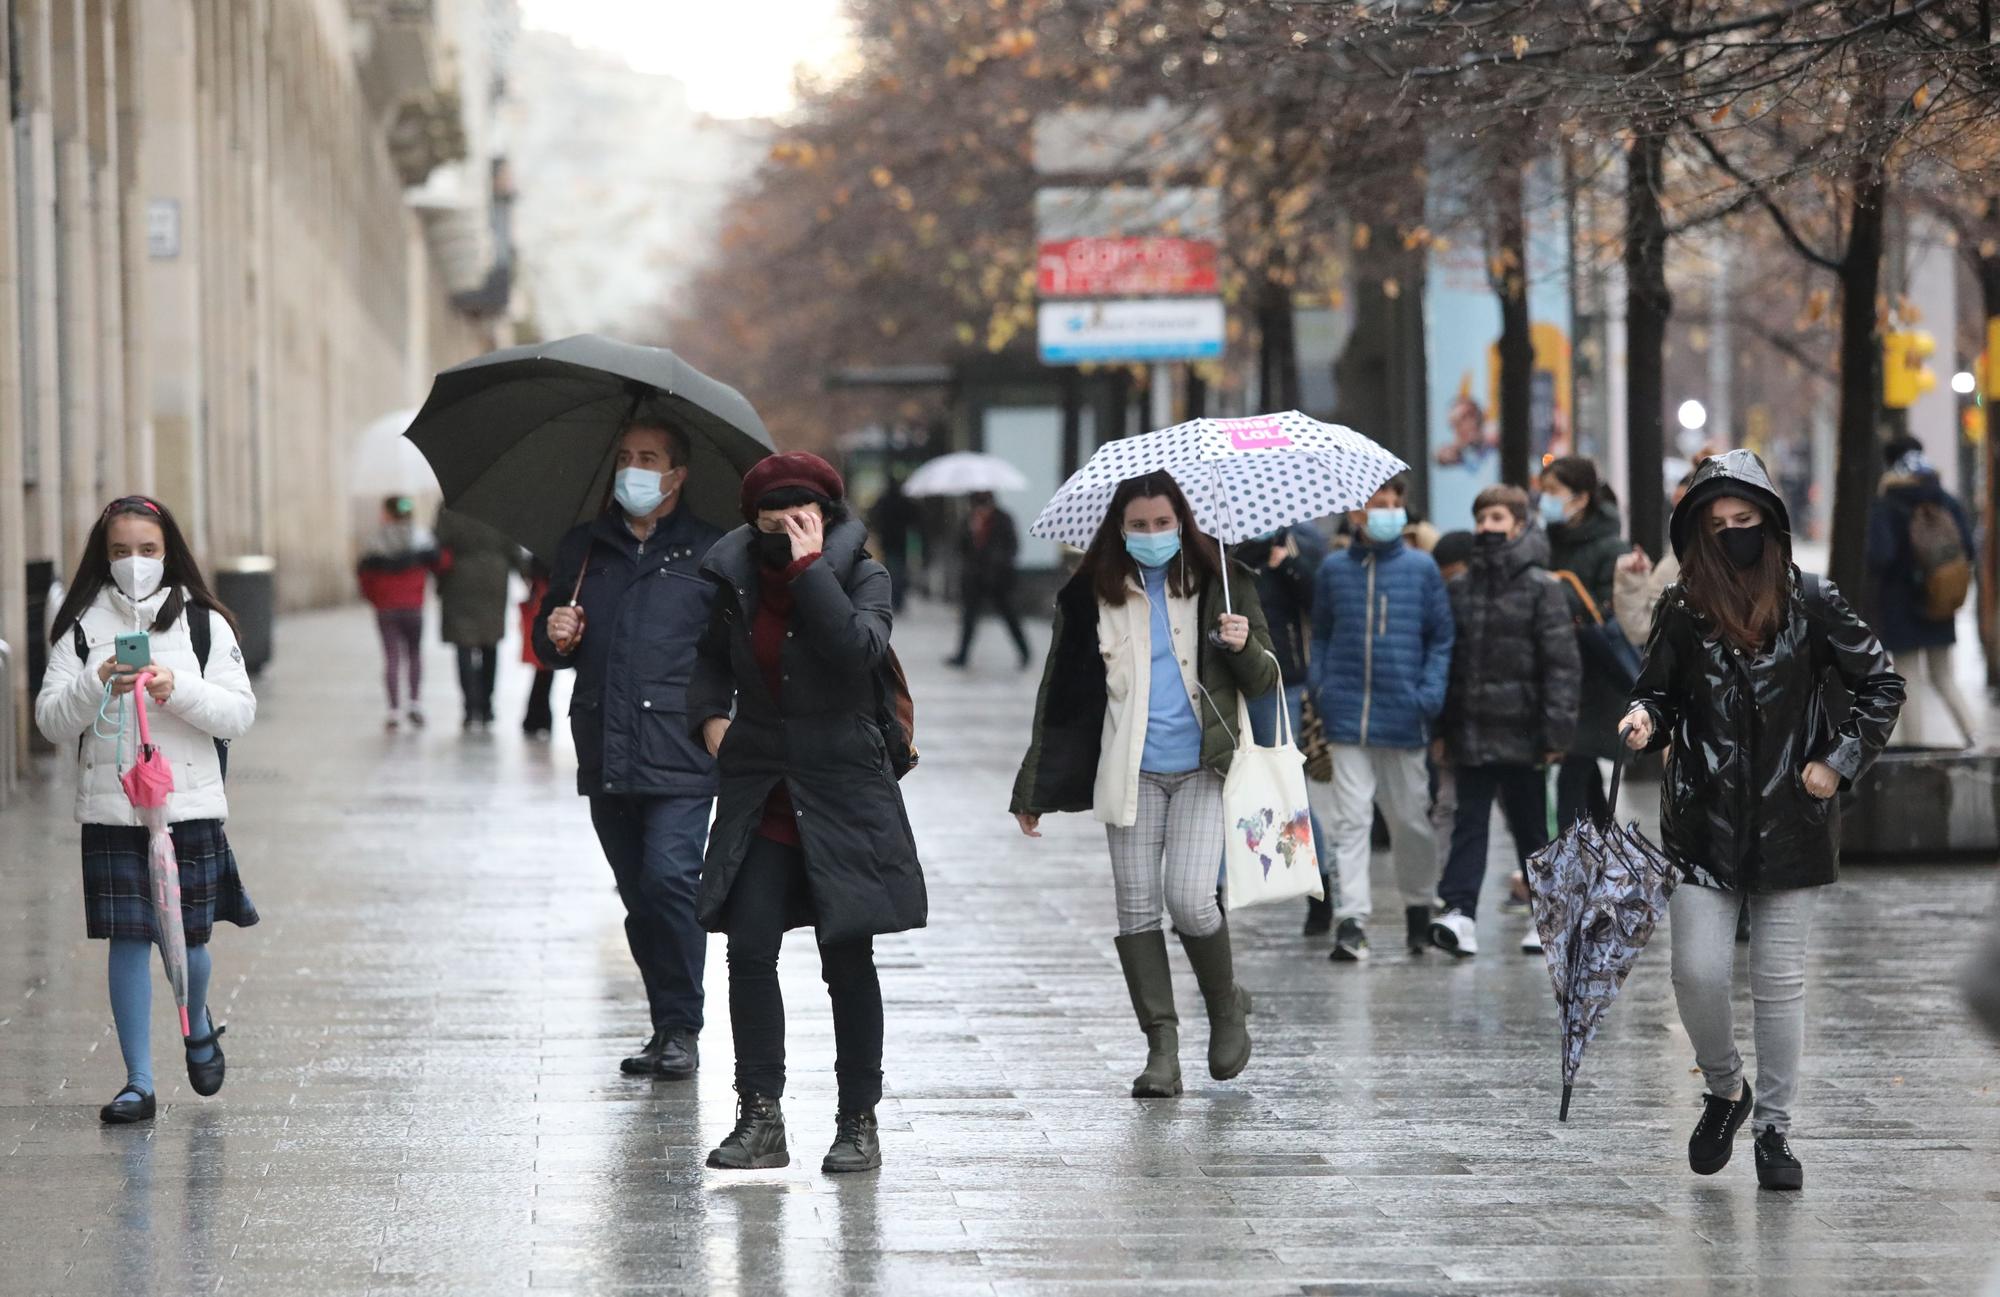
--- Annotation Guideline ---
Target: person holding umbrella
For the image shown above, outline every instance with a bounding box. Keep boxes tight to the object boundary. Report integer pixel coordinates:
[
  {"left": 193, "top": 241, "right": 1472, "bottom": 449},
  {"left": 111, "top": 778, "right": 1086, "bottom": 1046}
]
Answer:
[
  {"left": 35, "top": 496, "right": 258, "bottom": 1123},
  {"left": 1622, "top": 450, "right": 1903, "bottom": 1190},
  {"left": 688, "top": 453, "right": 926, "bottom": 1174},
  {"left": 532, "top": 419, "right": 724, "bottom": 1081},
  {"left": 1011, "top": 470, "right": 1277, "bottom": 1100}
]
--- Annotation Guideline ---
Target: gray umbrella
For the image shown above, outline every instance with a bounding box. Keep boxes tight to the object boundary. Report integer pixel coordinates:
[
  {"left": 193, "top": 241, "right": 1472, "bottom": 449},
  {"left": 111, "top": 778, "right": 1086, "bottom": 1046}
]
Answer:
[{"left": 402, "top": 334, "right": 774, "bottom": 561}]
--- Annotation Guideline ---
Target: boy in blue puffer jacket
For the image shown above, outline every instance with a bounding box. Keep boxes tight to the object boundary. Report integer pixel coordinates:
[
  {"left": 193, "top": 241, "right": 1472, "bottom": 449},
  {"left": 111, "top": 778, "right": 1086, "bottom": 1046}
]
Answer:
[{"left": 1307, "top": 478, "right": 1455, "bottom": 962}]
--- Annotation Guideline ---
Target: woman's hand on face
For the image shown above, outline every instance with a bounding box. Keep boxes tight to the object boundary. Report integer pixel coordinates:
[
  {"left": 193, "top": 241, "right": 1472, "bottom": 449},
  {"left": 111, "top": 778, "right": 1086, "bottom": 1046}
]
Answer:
[
  {"left": 1802, "top": 761, "right": 1840, "bottom": 800},
  {"left": 1014, "top": 812, "right": 1042, "bottom": 839},
  {"left": 701, "top": 716, "right": 731, "bottom": 757},
  {"left": 1216, "top": 613, "right": 1250, "bottom": 652},
  {"left": 1621, "top": 708, "right": 1654, "bottom": 751},
  {"left": 143, "top": 664, "right": 175, "bottom": 704},
  {"left": 783, "top": 509, "right": 825, "bottom": 562}
]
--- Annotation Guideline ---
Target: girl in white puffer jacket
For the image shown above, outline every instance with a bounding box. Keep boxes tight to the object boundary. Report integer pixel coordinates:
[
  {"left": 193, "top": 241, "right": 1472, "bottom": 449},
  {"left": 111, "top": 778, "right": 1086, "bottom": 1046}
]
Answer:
[{"left": 35, "top": 496, "right": 257, "bottom": 1125}]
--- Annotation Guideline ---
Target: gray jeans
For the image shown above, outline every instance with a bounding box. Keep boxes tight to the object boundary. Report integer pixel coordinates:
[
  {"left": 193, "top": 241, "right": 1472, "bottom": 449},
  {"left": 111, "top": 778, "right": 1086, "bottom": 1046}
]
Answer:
[{"left": 1669, "top": 882, "right": 1819, "bottom": 1134}]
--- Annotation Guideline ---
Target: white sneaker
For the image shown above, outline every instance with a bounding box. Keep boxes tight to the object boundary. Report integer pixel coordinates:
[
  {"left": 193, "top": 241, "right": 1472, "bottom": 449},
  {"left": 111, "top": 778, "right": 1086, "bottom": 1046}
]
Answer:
[
  {"left": 1520, "top": 928, "right": 1544, "bottom": 955},
  {"left": 384, "top": 710, "right": 402, "bottom": 731},
  {"left": 1429, "top": 909, "right": 1478, "bottom": 957}
]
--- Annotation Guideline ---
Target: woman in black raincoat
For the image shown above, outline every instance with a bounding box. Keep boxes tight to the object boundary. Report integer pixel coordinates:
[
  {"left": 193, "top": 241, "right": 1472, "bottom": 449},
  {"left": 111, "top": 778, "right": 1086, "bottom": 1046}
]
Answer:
[
  {"left": 1624, "top": 450, "right": 1902, "bottom": 1192},
  {"left": 688, "top": 452, "right": 925, "bottom": 1176}
]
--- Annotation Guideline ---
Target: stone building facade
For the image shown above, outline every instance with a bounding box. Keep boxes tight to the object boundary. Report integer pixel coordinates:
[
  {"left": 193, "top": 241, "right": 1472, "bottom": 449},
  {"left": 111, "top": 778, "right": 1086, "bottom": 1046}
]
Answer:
[{"left": 0, "top": 0, "right": 519, "bottom": 771}]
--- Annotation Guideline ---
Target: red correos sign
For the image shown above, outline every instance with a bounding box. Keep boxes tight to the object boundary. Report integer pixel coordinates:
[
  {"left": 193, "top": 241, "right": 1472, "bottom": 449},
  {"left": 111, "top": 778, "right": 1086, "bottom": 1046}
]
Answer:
[{"left": 1037, "top": 238, "right": 1218, "bottom": 298}]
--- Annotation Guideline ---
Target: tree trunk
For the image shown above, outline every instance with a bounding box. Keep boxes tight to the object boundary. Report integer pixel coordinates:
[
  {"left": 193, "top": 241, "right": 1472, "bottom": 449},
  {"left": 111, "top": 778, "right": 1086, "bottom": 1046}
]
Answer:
[
  {"left": 1258, "top": 274, "right": 1300, "bottom": 412},
  {"left": 1624, "top": 129, "right": 1673, "bottom": 558},
  {"left": 1827, "top": 156, "right": 1888, "bottom": 600},
  {"left": 1491, "top": 158, "right": 1535, "bottom": 487}
]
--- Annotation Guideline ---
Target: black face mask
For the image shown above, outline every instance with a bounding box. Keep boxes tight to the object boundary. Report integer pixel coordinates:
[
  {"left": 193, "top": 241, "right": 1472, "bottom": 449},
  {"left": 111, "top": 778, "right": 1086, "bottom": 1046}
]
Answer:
[
  {"left": 1473, "top": 530, "right": 1508, "bottom": 548},
  {"left": 1718, "top": 523, "right": 1767, "bottom": 570},
  {"left": 753, "top": 531, "right": 796, "bottom": 570}
]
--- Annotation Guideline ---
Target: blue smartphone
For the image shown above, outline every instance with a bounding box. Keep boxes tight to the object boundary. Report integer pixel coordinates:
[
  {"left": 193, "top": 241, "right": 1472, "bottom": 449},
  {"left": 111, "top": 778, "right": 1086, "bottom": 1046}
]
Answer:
[{"left": 114, "top": 632, "right": 151, "bottom": 670}]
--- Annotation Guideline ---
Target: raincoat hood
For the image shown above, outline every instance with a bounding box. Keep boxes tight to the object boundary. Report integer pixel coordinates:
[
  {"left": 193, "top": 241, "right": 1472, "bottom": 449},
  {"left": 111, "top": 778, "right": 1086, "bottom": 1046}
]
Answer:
[{"left": 1669, "top": 449, "right": 1793, "bottom": 561}]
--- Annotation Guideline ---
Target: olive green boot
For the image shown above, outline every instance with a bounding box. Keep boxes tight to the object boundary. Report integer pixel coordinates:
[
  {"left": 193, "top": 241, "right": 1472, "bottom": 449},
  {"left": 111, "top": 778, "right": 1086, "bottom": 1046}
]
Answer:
[
  {"left": 1113, "top": 931, "right": 1182, "bottom": 1098},
  {"left": 1178, "top": 918, "right": 1253, "bottom": 1080}
]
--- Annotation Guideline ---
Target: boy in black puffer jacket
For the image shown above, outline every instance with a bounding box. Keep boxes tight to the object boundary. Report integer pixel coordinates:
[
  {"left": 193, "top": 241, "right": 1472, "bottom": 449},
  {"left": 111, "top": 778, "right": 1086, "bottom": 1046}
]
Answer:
[{"left": 1431, "top": 484, "right": 1581, "bottom": 958}]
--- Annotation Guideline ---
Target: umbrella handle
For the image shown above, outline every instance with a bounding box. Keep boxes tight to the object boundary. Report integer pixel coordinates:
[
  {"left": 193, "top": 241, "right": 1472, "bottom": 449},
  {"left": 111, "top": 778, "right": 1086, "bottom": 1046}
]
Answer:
[
  {"left": 130, "top": 673, "right": 155, "bottom": 748},
  {"left": 1607, "top": 726, "right": 1635, "bottom": 821},
  {"left": 1559, "top": 1083, "right": 1573, "bottom": 1123}
]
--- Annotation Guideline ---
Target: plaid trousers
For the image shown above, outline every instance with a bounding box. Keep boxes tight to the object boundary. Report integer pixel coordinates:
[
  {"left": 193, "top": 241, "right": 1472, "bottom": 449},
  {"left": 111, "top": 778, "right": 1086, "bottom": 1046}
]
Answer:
[{"left": 1105, "top": 769, "right": 1226, "bottom": 939}]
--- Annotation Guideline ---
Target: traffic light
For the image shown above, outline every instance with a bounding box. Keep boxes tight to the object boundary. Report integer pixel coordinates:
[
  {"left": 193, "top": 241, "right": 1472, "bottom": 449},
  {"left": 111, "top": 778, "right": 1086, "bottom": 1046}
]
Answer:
[{"left": 1883, "top": 329, "right": 1938, "bottom": 409}]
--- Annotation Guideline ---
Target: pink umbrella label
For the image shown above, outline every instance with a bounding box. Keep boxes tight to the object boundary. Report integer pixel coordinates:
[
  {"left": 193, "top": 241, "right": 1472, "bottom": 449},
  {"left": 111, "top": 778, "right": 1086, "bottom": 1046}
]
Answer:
[{"left": 1216, "top": 416, "right": 1293, "bottom": 450}]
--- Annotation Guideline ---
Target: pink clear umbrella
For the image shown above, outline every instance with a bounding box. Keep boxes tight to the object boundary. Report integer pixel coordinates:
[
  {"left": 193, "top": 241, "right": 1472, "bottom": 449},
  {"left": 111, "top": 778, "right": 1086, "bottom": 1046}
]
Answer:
[{"left": 122, "top": 674, "right": 190, "bottom": 1037}]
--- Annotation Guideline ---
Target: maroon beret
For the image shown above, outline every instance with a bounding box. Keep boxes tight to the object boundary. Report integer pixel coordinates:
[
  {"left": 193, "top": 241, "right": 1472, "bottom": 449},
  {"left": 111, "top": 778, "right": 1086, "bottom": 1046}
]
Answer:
[{"left": 740, "top": 452, "right": 846, "bottom": 521}]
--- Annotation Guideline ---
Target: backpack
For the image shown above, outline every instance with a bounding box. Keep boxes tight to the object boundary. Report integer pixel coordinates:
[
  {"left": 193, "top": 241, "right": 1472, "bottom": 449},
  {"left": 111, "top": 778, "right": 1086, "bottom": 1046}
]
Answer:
[
  {"left": 76, "top": 603, "right": 230, "bottom": 777},
  {"left": 1551, "top": 569, "right": 1644, "bottom": 688},
  {"left": 1907, "top": 501, "right": 1971, "bottom": 621},
  {"left": 874, "top": 647, "right": 919, "bottom": 780}
]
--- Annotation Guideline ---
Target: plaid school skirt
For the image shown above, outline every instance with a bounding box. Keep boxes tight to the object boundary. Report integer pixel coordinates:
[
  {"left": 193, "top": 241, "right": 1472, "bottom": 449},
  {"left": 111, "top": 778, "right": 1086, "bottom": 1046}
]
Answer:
[{"left": 80, "top": 819, "right": 259, "bottom": 945}]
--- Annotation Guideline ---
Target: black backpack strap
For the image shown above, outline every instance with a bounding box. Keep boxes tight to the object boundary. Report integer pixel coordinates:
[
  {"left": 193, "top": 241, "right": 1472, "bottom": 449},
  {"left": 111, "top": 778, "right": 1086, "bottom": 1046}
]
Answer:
[
  {"left": 72, "top": 621, "right": 87, "bottom": 660},
  {"left": 190, "top": 602, "right": 212, "bottom": 675}
]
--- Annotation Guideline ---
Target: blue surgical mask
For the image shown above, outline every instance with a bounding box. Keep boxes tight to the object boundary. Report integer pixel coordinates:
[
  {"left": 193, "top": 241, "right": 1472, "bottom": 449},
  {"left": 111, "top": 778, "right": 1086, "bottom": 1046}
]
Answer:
[
  {"left": 1363, "top": 508, "right": 1407, "bottom": 544},
  {"left": 1124, "top": 528, "right": 1183, "bottom": 568},
  {"left": 1539, "top": 493, "right": 1570, "bottom": 526},
  {"left": 614, "top": 467, "right": 669, "bottom": 517}
]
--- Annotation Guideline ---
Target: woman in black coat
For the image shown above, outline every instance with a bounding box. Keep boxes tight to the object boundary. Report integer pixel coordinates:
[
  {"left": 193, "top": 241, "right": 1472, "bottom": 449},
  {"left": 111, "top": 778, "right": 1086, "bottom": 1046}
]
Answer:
[
  {"left": 1540, "top": 455, "right": 1631, "bottom": 828},
  {"left": 688, "top": 452, "right": 925, "bottom": 1176},
  {"left": 1624, "top": 450, "right": 1902, "bottom": 1193}
]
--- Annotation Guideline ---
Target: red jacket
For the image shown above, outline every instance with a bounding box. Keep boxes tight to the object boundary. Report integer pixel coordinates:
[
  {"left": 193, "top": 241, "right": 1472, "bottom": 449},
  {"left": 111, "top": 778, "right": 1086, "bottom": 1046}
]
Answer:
[{"left": 357, "top": 523, "right": 446, "bottom": 612}]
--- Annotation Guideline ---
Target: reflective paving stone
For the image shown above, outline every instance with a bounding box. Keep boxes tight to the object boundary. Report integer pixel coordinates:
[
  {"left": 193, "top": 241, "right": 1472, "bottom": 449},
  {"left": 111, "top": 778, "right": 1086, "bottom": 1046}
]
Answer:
[{"left": 2, "top": 601, "right": 1997, "bottom": 1295}]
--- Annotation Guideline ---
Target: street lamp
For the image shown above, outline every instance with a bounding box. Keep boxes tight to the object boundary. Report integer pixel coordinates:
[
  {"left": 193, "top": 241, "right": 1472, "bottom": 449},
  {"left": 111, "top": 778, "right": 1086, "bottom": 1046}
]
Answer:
[
  {"left": 1677, "top": 399, "right": 1708, "bottom": 431},
  {"left": 1952, "top": 370, "right": 1977, "bottom": 395}
]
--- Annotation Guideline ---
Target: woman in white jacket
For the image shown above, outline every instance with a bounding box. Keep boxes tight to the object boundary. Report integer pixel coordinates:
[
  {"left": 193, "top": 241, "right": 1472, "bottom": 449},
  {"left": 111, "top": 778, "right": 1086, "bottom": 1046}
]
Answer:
[{"left": 35, "top": 496, "right": 257, "bottom": 1124}]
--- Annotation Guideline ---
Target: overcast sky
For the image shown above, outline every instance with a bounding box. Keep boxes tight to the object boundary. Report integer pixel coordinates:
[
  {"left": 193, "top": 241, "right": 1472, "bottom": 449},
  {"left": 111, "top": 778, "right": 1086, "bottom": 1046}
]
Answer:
[{"left": 516, "top": 0, "right": 853, "bottom": 120}]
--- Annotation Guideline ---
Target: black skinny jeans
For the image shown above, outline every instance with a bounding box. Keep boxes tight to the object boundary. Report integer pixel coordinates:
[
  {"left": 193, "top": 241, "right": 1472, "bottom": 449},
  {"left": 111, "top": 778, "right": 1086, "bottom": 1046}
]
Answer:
[
  {"left": 723, "top": 835, "right": 883, "bottom": 1112},
  {"left": 455, "top": 644, "right": 499, "bottom": 721},
  {"left": 1439, "top": 764, "right": 1549, "bottom": 919}
]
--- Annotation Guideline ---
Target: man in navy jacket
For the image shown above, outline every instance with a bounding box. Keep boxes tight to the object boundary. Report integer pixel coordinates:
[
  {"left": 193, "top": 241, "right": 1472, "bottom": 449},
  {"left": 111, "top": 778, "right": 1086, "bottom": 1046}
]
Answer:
[
  {"left": 1308, "top": 478, "right": 1455, "bottom": 962},
  {"left": 536, "top": 421, "right": 724, "bottom": 1079}
]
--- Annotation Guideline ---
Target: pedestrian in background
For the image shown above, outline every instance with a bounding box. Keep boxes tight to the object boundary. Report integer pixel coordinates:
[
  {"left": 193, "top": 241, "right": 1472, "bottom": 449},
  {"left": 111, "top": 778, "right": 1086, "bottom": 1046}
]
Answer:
[
  {"left": 1237, "top": 523, "right": 1333, "bottom": 935},
  {"left": 36, "top": 496, "right": 258, "bottom": 1124},
  {"left": 533, "top": 420, "right": 721, "bottom": 1082},
  {"left": 357, "top": 495, "right": 445, "bottom": 730},
  {"left": 690, "top": 453, "right": 924, "bottom": 1174},
  {"left": 945, "top": 490, "right": 1031, "bottom": 670},
  {"left": 1539, "top": 456, "right": 1628, "bottom": 829},
  {"left": 1309, "top": 477, "right": 1454, "bottom": 962},
  {"left": 1430, "top": 485, "right": 1579, "bottom": 958},
  {"left": 1624, "top": 450, "right": 1903, "bottom": 1192},
  {"left": 435, "top": 507, "right": 516, "bottom": 732},
  {"left": 1426, "top": 530, "right": 1477, "bottom": 913},
  {"left": 1614, "top": 466, "right": 1699, "bottom": 647},
  {"left": 1867, "top": 436, "right": 1978, "bottom": 749},
  {"left": 519, "top": 558, "right": 556, "bottom": 739},
  {"left": 1012, "top": 471, "right": 1276, "bottom": 1100},
  {"left": 867, "top": 471, "right": 919, "bottom": 613}
]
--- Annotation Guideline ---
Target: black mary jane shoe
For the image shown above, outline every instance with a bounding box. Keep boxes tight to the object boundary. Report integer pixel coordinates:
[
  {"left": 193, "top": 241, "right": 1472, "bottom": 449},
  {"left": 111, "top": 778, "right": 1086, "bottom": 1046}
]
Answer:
[
  {"left": 184, "top": 1022, "right": 227, "bottom": 1098},
  {"left": 99, "top": 1086, "right": 157, "bottom": 1125}
]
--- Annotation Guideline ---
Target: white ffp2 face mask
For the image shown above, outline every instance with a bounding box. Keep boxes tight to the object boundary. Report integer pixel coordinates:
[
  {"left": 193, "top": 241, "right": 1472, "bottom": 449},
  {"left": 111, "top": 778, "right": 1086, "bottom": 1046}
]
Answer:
[{"left": 110, "top": 555, "right": 165, "bottom": 602}]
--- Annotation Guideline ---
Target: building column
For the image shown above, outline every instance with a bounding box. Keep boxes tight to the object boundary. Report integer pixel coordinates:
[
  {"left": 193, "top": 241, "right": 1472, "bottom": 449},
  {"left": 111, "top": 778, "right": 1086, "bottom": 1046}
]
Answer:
[
  {"left": 19, "top": 1, "right": 66, "bottom": 573},
  {"left": 52, "top": 0, "right": 105, "bottom": 559},
  {"left": 0, "top": 6, "right": 30, "bottom": 768},
  {"left": 136, "top": 0, "right": 204, "bottom": 534}
]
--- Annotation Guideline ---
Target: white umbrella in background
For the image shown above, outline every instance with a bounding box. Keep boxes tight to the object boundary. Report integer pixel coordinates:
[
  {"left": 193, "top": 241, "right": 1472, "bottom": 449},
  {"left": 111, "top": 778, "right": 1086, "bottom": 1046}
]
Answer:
[
  {"left": 1030, "top": 411, "right": 1408, "bottom": 610},
  {"left": 903, "top": 451, "right": 1030, "bottom": 498},
  {"left": 350, "top": 408, "right": 434, "bottom": 499}
]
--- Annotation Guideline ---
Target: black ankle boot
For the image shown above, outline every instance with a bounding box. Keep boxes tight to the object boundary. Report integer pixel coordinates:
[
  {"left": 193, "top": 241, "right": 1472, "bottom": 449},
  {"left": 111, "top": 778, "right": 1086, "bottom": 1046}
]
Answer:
[
  {"left": 1754, "top": 1125, "right": 1803, "bottom": 1190},
  {"left": 707, "top": 1094, "right": 789, "bottom": 1170},
  {"left": 822, "top": 1109, "right": 882, "bottom": 1173},
  {"left": 1405, "top": 905, "right": 1431, "bottom": 955},
  {"left": 1302, "top": 894, "right": 1332, "bottom": 936},
  {"left": 1688, "top": 1081, "right": 1753, "bottom": 1175}
]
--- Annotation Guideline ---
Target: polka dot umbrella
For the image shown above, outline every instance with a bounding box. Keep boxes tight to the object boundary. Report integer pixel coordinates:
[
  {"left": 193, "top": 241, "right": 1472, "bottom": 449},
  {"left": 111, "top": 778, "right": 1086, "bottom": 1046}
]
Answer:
[{"left": 1029, "top": 411, "right": 1409, "bottom": 609}]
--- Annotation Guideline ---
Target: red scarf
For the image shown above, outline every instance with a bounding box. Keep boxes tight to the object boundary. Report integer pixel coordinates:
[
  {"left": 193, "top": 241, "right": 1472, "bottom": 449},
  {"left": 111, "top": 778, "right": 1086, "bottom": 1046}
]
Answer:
[{"left": 749, "top": 555, "right": 818, "bottom": 844}]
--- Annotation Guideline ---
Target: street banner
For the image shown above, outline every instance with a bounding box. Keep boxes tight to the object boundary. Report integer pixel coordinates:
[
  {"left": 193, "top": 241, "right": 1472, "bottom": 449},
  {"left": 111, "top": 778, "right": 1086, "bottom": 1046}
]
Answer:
[
  {"left": 1038, "top": 299, "right": 1226, "bottom": 365},
  {"left": 1038, "top": 237, "right": 1218, "bottom": 298}
]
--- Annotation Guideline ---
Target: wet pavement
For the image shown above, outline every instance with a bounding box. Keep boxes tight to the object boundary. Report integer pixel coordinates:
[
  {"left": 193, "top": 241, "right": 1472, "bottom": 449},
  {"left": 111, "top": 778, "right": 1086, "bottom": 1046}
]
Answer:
[{"left": 3, "top": 596, "right": 1999, "bottom": 1296}]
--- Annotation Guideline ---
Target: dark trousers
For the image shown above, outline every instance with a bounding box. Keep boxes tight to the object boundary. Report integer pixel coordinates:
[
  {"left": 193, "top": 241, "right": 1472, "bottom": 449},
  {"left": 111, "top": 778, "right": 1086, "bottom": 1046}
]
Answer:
[
  {"left": 587, "top": 794, "right": 713, "bottom": 1034},
  {"left": 455, "top": 644, "right": 499, "bottom": 722},
  {"left": 1557, "top": 756, "right": 1608, "bottom": 834},
  {"left": 375, "top": 609, "right": 424, "bottom": 708},
  {"left": 883, "top": 551, "right": 909, "bottom": 613},
  {"left": 723, "top": 836, "right": 883, "bottom": 1111},
  {"left": 953, "top": 581, "right": 1029, "bottom": 664},
  {"left": 1439, "top": 764, "right": 1549, "bottom": 919},
  {"left": 523, "top": 668, "right": 555, "bottom": 734}
]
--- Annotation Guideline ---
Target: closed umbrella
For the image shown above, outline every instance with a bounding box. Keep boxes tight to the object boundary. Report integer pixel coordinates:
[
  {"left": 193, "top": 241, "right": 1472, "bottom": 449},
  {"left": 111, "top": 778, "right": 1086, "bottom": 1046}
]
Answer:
[
  {"left": 904, "top": 452, "right": 1029, "bottom": 498},
  {"left": 1526, "top": 738, "right": 1678, "bottom": 1121},
  {"left": 122, "top": 675, "right": 191, "bottom": 1038},
  {"left": 1029, "top": 411, "right": 1406, "bottom": 610},
  {"left": 402, "top": 334, "right": 775, "bottom": 562}
]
